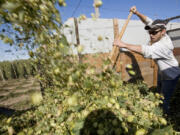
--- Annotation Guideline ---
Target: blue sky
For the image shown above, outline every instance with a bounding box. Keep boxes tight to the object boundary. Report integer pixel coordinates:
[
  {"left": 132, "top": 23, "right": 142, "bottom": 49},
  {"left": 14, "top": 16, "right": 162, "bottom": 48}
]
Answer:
[
  {"left": 60, "top": 0, "right": 180, "bottom": 22},
  {"left": 0, "top": 0, "right": 180, "bottom": 61}
]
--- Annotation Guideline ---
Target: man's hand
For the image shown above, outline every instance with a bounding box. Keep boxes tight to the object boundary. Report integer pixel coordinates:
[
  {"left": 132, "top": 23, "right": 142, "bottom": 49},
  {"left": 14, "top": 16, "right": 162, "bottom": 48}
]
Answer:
[
  {"left": 130, "top": 6, "right": 137, "bottom": 14},
  {"left": 113, "top": 39, "right": 127, "bottom": 48},
  {"left": 113, "top": 39, "right": 143, "bottom": 54}
]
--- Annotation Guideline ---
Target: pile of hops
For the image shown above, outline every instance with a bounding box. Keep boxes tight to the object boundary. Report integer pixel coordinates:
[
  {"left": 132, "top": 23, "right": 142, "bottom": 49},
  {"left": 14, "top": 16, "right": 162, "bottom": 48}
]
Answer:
[{"left": 0, "top": 65, "right": 172, "bottom": 134}]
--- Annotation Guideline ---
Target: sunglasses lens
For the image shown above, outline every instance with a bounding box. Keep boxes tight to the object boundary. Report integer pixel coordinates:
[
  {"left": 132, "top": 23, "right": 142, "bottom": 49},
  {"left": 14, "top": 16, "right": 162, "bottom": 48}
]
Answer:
[{"left": 149, "top": 30, "right": 161, "bottom": 35}]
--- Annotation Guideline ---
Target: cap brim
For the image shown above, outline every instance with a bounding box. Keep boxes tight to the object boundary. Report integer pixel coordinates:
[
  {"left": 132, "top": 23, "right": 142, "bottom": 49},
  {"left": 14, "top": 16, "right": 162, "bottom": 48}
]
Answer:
[
  {"left": 145, "top": 25, "right": 166, "bottom": 31},
  {"left": 144, "top": 25, "right": 151, "bottom": 30}
]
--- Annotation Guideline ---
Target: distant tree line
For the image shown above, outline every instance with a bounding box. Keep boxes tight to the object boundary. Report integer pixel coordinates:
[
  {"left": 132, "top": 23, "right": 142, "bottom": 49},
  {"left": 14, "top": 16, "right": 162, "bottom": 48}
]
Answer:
[{"left": 0, "top": 59, "right": 37, "bottom": 81}]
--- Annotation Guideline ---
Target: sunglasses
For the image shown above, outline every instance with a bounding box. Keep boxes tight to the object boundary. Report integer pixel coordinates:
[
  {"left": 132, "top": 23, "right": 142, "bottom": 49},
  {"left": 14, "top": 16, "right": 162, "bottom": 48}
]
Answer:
[{"left": 148, "top": 30, "right": 162, "bottom": 35}]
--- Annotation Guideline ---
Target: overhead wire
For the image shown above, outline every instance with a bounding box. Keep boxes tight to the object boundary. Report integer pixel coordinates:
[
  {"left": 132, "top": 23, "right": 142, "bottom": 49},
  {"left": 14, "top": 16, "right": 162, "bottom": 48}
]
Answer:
[{"left": 71, "top": 0, "right": 82, "bottom": 17}]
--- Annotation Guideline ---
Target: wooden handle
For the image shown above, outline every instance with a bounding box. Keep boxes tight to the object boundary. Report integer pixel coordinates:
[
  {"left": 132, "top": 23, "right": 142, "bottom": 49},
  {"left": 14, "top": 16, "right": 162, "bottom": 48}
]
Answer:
[
  {"left": 118, "top": 11, "right": 133, "bottom": 40},
  {"left": 109, "top": 12, "right": 133, "bottom": 64}
]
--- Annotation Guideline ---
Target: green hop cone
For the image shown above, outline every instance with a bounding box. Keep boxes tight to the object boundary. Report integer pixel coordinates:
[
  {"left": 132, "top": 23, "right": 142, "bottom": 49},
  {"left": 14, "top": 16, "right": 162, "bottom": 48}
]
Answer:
[
  {"left": 6, "top": 117, "right": 12, "bottom": 124},
  {"left": 31, "top": 92, "right": 43, "bottom": 105},
  {"left": 54, "top": 68, "right": 60, "bottom": 75},
  {"left": 77, "top": 45, "right": 84, "bottom": 53},
  {"left": 126, "top": 64, "right": 133, "bottom": 69},
  {"left": 109, "top": 98, "right": 116, "bottom": 104},
  {"left": 28, "top": 51, "right": 34, "bottom": 58},
  {"left": 159, "top": 117, "right": 167, "bottom": 125},
  {"left": 97, "top": 35, "right": 103, "bottom": 41},
  {"left": 67, "top": 95, "right": 78, "bottom": 106},
  {"left": 128, "top": 70, "right": 136, "bottom": 76},
  {"left": 135, "top": 129, "right": 147, "bottom": 135},
  {"left": 127, "top": 115, "right": 134, "bottom": 123},
  {"left": 17, "top": 131, "right": 25, "bottom": 135},
  {"left": 79, "top": 14, "right": 87, "bottom": 20},
  {"left": 94, "top": 0, "right": 103, "bottom": 7},
  {"left": 7, "top": 126, "right": 14, "bottom": 135},
  {"left": 58, "top": 0, "right": 65, "bottom": 6}
]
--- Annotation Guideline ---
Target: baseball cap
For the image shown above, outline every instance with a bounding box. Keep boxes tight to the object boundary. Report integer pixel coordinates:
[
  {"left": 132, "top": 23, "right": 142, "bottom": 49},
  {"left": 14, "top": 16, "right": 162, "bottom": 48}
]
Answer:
[{"left": 145, "top": 19, "right": 167, "bottom": 31}]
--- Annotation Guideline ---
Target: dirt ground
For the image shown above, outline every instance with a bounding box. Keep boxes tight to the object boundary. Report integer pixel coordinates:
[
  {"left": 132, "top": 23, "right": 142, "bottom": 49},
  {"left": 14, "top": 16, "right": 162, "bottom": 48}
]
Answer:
[{"left": 0, "top": 77, "right": 40, "bottom": 114}]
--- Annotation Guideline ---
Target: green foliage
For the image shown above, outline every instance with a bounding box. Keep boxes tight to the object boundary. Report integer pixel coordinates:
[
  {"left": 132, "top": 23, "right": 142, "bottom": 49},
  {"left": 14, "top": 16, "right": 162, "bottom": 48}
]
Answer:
[
  {"left": 0, "top": 59, "right": 37, "bottom": 80},
  {"left": 0, "top": 0, "right": 62, "bottom": 49}
]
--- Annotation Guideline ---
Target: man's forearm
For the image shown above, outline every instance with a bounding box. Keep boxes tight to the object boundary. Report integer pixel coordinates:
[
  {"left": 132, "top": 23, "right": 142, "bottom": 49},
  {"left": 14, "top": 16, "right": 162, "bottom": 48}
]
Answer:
[
  {"left": 124, "top": 43, "right": 143, "bottom": 54},
  {"left": 135, "top": 11, "right": 147, "bottom": 24}
]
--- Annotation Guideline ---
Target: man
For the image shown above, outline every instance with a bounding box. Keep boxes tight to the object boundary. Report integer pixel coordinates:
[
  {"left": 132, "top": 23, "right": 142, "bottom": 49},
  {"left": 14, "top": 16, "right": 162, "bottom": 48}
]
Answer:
[{"left": 113, "top": 6, "right": 180, "bottom": 115}]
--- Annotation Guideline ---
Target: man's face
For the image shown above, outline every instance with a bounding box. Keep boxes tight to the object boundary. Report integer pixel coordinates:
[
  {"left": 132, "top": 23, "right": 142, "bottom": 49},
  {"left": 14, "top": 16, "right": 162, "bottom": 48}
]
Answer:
[{"left": 148, "top": 28, "right": 165, "bottom": 43}]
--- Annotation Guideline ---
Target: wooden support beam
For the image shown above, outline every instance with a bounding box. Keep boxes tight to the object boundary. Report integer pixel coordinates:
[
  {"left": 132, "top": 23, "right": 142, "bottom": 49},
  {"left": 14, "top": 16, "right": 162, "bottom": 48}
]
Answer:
[
  {"left": 0, "top": 68, "right": 5, "bottom": 82},
  {"left": 173, "top": 47, "right": 180, "bottom": 56},
  {"left": 151, "top": 60, "right": 158, "bottom": 86},
  {"left": 112, "top": 19, "right": 121, "bottom": 69},
  {"left": 113, "top": 19, "right": 119, "bottom": 40},
  {"left": 74, "top": 18, "right": 82, "bottom": 63}
]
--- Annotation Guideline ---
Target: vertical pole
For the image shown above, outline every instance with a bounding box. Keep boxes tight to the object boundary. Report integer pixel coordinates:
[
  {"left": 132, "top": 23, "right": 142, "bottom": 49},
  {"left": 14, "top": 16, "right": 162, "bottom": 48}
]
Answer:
[
  {"left": 112, "top": 19, "right": 125, "bottom": 78},
  {"left": 74, "top": 18, "right": 82, "bottom": 63},
  {"left": 94, "top": 0, "right": 100, "bottom": 18},
  {"left": 112, "top": 19, "right": 121, "bottom": 71},
  {"left": 113, "top": 19, "right": 119, "bottom": 39},
  {"left": 0, "top": 68, "right": 5, "bottom": 82},
  {"left": 11, "top": 63, "right": 17, "bottom": 79}
]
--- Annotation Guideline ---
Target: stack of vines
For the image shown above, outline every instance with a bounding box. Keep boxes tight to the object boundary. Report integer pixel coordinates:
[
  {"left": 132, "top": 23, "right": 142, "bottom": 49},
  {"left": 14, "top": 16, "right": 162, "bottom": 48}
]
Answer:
[
  {"left": 0, "top": 45, "right": 175, "bottom": 134},
  {"left": 0, "top": 59, "right": 37, "bottom": 81},
  {"left": 0, "top": 0, "right": 176, "bottom": 135}
]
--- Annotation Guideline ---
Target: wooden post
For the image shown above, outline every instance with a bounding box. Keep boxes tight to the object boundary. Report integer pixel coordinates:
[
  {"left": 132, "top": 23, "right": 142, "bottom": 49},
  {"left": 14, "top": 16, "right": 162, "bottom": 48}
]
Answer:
[
  {"left": 113, "top": 19, "right": 119, "bottom": 39},
  {"left": 0, "top": 68, "right": 5, "bottom": 82},
  {"left": 74, "top": 18, "right": 82, "bottom": 63},
  {"left": 11, "top": 63, "right": 17, "bottom": 79},
  {"left": 112, "top": 19, "right": 120, "bottom": 69},
  {"left": 112, "top": 19, "right": 126, "bottom": 78}
]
